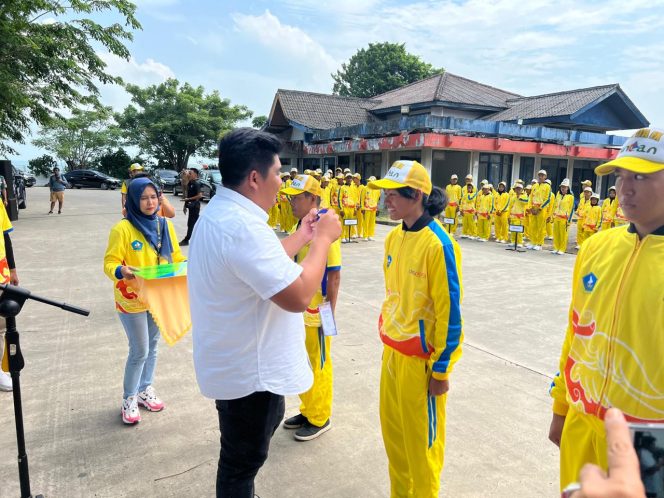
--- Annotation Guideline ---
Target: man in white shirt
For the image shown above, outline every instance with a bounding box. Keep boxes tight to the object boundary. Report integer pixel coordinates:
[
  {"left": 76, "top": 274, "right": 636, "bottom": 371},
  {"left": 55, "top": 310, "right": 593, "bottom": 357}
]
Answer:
[{"left": 188, "top": 128, "right": 341, "bottom": 498}]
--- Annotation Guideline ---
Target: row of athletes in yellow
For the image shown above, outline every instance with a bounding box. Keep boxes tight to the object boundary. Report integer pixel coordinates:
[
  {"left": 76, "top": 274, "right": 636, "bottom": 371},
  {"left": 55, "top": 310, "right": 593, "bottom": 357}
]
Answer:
[
  {"left": 444, "top": 172, "right": 627, "bottom": 253},
  {"left": 268, "top": 167, "right": 381, "bottom": 242}
]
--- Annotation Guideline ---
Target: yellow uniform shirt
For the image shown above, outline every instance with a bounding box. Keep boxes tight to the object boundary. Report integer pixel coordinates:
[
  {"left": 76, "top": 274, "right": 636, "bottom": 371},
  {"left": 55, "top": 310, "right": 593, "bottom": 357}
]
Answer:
[
  {"left": 361, "top": 187, "right": 379, "bottom": 210},
  {"left": 582, "top": 205, "right": 602, "bottom": 232},
  {"left": 494, "top": 192, "right": 510, "bottom": 215},
  {"left": 553, "top": 193, "right": 575, "bottom": 222},
  {"left": 445, "top": 184, "right": 462, "bottom": 208},
  {"left": 320, "top": 186, "right": 331, "bottom": 209},
  {"left": 550, "top": 224, "right": 664, "bottom": 421},
  {"left": 291, "top": 226, "right": 342, "bottom": 327},
  {"left": 380, "top": 215, "right": 463, "bottom": 381},
  {"left": 602, "top": 198, "right": 618, "bottom": 225},
  {"left": 477, "top": 193, "right": 494, "bottom": 218},
  {"left": 529, "top": 182, "right": 552, "bottom": 210},
  {"left": 460, "top": 192, "right": 477, "bottom": 214},
  {"left": 103, "top": 219, "right": 185, "bottom": 313},
  {"left": 577, "top": 196, "right": 589, "bottom": 220},
  {"left": 339, "top": 184, "right": 356, "bottom": 208},
  {"left": 508, "top": 194, "right": 529, "bottom": 219}
]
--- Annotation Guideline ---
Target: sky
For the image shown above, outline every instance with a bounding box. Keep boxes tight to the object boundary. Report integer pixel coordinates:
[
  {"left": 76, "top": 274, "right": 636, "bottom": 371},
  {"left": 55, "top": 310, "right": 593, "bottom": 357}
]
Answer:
[{"left": 9, "top": 0, "right": 664, "bottom": 165}]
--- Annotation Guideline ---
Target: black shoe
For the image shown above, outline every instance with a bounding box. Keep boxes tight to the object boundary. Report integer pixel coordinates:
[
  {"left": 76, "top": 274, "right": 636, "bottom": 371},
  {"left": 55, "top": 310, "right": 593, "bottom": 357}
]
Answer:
[
  {"left": 294, "top": 420, "right": 331, "bottom": 441},
  {"left": 179, "top": 239, "right": 189, "bottom": 246},
  {"left": 283, "top": 413, "right": 307, "bottom": 429}
]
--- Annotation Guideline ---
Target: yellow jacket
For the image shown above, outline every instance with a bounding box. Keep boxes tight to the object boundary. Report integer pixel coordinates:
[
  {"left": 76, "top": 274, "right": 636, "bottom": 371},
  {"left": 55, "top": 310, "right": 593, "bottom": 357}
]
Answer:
[
  {"left": 380, "top": 215, "right": 463, "bottom": 380},
  {"left": 477, "top": 193, "right": 494, "bottom": 219},
  {"left": 320, "top": 186, "right": 330, "bottom": 209},
  {"left": 550, "top": 224, "right": 664, "bottom": 421},
  {"left": 508, "top": 194, "right": 529, "bottom": 219},
  {"left": 602, "top": 198, "right": 618, "bottom": 225},
  {"left": 360, "top": 186, "right": 379, "bottom": 211},
  {"left": 553, "top": 193, "right": 575, "bottom": 222},
  {"left": 529, "top": 182, "right": 552, "bottom": 210},
  {"left": 582, "top": 205, "right": 602, "bottom": 232},
  {"left": 340, "top": 184, "right": 356, "bottom": 208},
  {"left": 460, "top": 191, "right": 477, "bottom": 214},
  {"left": 103, "top": 219, "right": 185, "bottom": 313},
  {"left": 576, "top": 196, "right": 589, "bottom": 220},
  {"left": 494, "top": 192, "right": 510, "bottom": 216},
  {"left": 445, "top": 184, "right": 462, "bottom": 208}
]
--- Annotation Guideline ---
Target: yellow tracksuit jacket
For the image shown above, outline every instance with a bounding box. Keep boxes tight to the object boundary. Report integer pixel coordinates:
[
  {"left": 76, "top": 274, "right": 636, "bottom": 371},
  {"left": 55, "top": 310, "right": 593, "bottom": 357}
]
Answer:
[
  {"left": 379, "top": 214, "right": 463, "bottom": 498},
  {"left": 103, "top": 219, "right": 185, "bottom": 313},
  {"left": 460, "top": 191, "right": 477, "bottom": 237},
  {"left": 582, "top": 205, "right": 602, "bottom": 238},
  {"left": 614, "top": 206, "right": 628, "bottom": 226},
  {"left": 528, "top": 182, "right": 552, "bottom": 246},
  {"left": 601, "top": 198, "right": 618, "bottom": 230},
  {"left": 550, "top": 224, "right": 664, "bottom": 490},
  {"left": 360, "top": 185, "right": 379, "bottom": 238},
  {"left": 508, "top": 193, "right": 529, "bottom": 244},
  {"left": 552, "top": 193, "right": 574, "bottom": 253},
  {"left": 576, "top": 196, "right": 590, "bottom": 246},
  {"left": 340, "top": 184, "right": 357, "bottom": 238},
  {"left": 476, "top": 193, "right": 494, "bottom": 240},
  {"left": 493, "top": 192, "right": 510, "bottom": 242}
]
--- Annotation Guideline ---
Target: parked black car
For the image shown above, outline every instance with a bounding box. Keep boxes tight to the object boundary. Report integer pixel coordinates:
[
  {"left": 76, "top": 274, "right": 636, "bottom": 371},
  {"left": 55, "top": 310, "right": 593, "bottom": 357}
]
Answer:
[
  {"left": 153, "top": 169, "right": 180, "bottom": 193},
  {"left": 173, "top": 171, "right": 215, "bottom": 200},
  {"left": 200, "top": 170, "right": 222, "bottom": 197},
  {"left": 24, "top": 174, "right": 36, "bottom": 187},
  {"left": 64, "top": 170, "right": 122, "bottom": 190}
]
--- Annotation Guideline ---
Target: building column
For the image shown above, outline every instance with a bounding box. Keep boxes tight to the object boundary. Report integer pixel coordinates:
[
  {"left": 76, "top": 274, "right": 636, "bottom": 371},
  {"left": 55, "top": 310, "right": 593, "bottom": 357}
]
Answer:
[
  {"left": 533, "top": 156, "right": 542, "bottom": 178},
  {"left": 421, "top": 148, "right": 433, "bottom": 176},
  {"left": 596, "top": 175, "right": 604, "bottom": 196},
  {"left": 566, "top": 158, "right": 574, "bottom": 182},
  {"left": 381, "top": 150, "right": 390, "bottom": 177},
  {"left": 512, "top": 154, "right": 521, "bottom": 185},
  {"left": 470, "top": 151, "right": 480, "bottom": 181}
]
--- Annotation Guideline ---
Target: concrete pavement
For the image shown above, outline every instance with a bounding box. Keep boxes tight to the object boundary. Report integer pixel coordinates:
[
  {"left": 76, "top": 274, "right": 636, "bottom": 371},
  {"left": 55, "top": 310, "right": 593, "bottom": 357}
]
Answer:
[{"left": 0, "top": 186, "right": 572, "bottom": 497}]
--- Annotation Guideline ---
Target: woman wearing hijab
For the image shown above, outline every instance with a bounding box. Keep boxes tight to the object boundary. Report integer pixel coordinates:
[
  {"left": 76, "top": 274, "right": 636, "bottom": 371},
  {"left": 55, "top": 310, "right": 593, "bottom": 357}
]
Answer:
[{"left": 104, "top": 177, "right": 185, "bottom": 425}]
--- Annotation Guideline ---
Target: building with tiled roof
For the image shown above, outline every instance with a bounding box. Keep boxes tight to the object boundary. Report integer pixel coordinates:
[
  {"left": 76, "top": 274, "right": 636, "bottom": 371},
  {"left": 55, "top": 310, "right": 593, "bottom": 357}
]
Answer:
[{"left": 265, "top": 72, "right": 647, "bottom": 197}]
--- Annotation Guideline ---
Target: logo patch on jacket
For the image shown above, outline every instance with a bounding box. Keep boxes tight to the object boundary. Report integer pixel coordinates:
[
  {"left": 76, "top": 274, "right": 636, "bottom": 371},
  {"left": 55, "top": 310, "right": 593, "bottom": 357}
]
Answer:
[
  {"left": 386, "top": 255, "right": 392, "bottom": 268},
  {"left": 131, "top": 240, "right": 143, "bottom": 251},
  {"left": 582, "top": 272, "right": 598, "bottom": 292}
]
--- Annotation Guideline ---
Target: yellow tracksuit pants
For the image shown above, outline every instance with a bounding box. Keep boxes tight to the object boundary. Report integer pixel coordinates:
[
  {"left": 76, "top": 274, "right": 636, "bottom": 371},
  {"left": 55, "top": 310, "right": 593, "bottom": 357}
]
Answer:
[
  {"left": 546, "top": 218, "right": 553, "bottom": 239},
  {"left": 363, "top": 210, "right": 377, "bottom": 238},
  {"left": 342, "top": 207, "right": 356, "bottom": 239},
  {"left": 461, "top": 213, "right": 476, "bottom": 237},
  {"left": 559, "top": 409, "right": 607, "bottom": 491},
  {"left": 523, "top": 214, "right": 530, "bottom": 240},
  {"left": 267, "top": 204, "right": 279, "bottom": 228},
  {"left": 509, "top": 217, "right": 524, "bottom": 245},
  {"left": 576, "top": 219, "right": 586, "bottom": 247},
  {"left": 444, "top": 205, "right": 459, "bottom": 233},
  {"left": 300, "top": 326, "right": 333, "bottom": 427},
  {"left": 552, "top": 219, "right": 569, "bottom": 253},
  {"left": 494, "top": 213, "right": 508, "bottom": 241},
  {"left": 380, "top": 346, "right": 447, "bottom": 498},
  {"left": 530, "top": 211, "right": 547, "bottom": 246},
  {"left": 601, "top": 222, "right": 613, "bottom": 231},
  {"left": 477, "top": 215, "right": 491, "bottom": 240}
]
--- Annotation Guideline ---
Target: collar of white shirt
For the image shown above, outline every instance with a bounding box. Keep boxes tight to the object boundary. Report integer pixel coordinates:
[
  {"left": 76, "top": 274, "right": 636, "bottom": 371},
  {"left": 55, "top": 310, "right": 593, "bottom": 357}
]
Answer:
[{"left": 216, "top": 186, "right": 269, "bottom": 222}]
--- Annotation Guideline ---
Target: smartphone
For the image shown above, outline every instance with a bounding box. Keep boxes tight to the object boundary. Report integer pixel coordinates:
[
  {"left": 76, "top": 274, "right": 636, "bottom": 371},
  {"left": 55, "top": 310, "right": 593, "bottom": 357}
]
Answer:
[{"left": 630, "top": 423, "right": 664, "bottom": 498}]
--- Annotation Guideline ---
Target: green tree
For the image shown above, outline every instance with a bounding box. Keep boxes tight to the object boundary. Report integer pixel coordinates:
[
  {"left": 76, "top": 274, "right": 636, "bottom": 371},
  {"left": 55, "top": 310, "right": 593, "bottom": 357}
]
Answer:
[
  {"left": 252, "top": 115, "right": 268, "bottom": 129},
  {"left": 332, "top": 42, "right": 443, "bottom": 98},
  {"left": 28, "top": 154, "right": 58, "bottom": 177},
  {"left": 116, "top": 79, "right": 252, "bottom": 171},
  {"left": 97, "top": 148, "right": 132, "bottom": 179},
  {"left": 33, "top": 108, "right": 120, "bottom": 170},
  {"left": 0, "top": 1, "right": 141, "bottom": 156}
]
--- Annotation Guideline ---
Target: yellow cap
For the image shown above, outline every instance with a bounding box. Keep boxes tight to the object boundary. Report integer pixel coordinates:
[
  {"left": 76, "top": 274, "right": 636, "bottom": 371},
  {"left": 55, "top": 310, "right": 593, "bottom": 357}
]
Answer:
[
  {"left": 596, "top": 127, "right": 664, "bottom": 176},
  {"left": 336, "top": 173, "right": 344, "bottom": 180},
  {"left": 581, "top": 179, "right": 592, "bottom": 186},
  {"left": 129, "top": 163, "right": 143, "bottom": 171},
  {"left": 304, "top": 169, "right": 312, "bottom": 175},
  {"left": 353, "top": 173, "right": 361, "bottom": 180},
  {"left": 280, "top": 175, "right": 321, "bottom": 197},
  {"left": 368, "top": 160, "right": 432, "bottom": 195}
]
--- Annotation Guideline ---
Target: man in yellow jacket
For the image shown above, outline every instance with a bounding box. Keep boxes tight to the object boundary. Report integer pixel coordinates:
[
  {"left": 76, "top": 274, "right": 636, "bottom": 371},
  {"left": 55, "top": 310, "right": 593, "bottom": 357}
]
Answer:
[
  {"left": 508, "top": 183, "right": 528, "bottom": 247},
  {"left": 476, "top": 184, "right": 494, "bottom": 241},
  {"left": 548, "top": 127, "right": 664, "bottom": 493},
  {"left": 445, "top": 174, "right": 463, "bottom": 234},
  {"left": 368, "top": 160, "right": 463, "bottom": 498},
  {"left": 551, "top": 179, "right": 574, "bottom": 255},
  {"left": 460, "top": 184, "right": 478, "bottom": 239},
  {"left": 461, "top": 174, "right": 474, "bottom": 196},
  {"left": 526, "top": 169, "right": 552, "bottom": 251},
  {"left": 601, "top": 186, "right": 618, "bottom": 230},
  {"left": 360, "top": 176, "right": 380, "bottom": 241},
  {"left": 339, "top": 173, "right": 357, "bottom": 243},
  {"left": 281, "top": 174, "right": 341, "bottom": 441},
  {"left": 493, "top": 182, "right": 510, "bottom": 243},
  {"left": 575, "top": 186, "right": 593, "bottom": 249},
  {"left": 352, "top": 173, "right": 364, "bottom": 239}
]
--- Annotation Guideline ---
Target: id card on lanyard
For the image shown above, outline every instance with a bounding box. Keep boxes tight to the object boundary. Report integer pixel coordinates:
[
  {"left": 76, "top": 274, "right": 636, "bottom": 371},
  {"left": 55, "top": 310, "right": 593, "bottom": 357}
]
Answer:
[{"left": 319, "top": 301, "right": 337, "bottom": 336}]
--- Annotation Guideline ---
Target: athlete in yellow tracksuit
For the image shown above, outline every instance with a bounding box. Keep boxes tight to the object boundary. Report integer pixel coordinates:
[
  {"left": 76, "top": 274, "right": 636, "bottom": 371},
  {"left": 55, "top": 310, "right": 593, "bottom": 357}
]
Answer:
[
  {"left": 360, "top": 176, "right": 379, "bottom": 240},
  {"left": 551, "top": 180, "right": 574, "bottom": 254},
  {"left": 601, "top": 186, "right": 618, "bottom": 231},
  {"left": 493, "top": 182, "right": 510, "bottom": 243},
  {"left": 353, "top": 173, "right": 364, "bottom": 238},
  {"left": 320, "top": 176, "right": 331, "bottom": 209},
  {"left": 523, "top": 184, "right": 532, "bottom": 240},
  {"left": 369, "top": 160, "right": 463, "bottom": 498},
  {"left": 545, "top": 181, "right": 555, "bottom": 240},
  {"left": 614, "top": 205, "right": 628, "bottom": 226},
  {"left": 281, "top": 175, "right": 342, "bottom": 440},
  {"left": 476, "top": 185, "right": 494, "bottom": 241},
  {"left": 330, "top": 174, "right": 343, "bottom": 216},
  {"left": 582, "top": 194, "right": 602, "bottom": 240},
  {"left": 340, "top": 174, "right": 357, "bottom": 242},
  {"left": 460, "top": 186, "right": 478, "bottom": 238},
  {"left": 445, "top": 175, "right": 463, "bottom": 234},
  {"left": 507, "top": 184, "right": 528, "bottom": 246},
  {"left": 278, "top": 173, "right": 292, "bottom": 232},
  {"left": 574, "top": 189, "right": 591, "bottom": 248},
  {"left": 549, "top": 131, "right": 664, "bottom": 492},
  {"left": 527, "top": 171, "right": 552, "bottom": 250}
]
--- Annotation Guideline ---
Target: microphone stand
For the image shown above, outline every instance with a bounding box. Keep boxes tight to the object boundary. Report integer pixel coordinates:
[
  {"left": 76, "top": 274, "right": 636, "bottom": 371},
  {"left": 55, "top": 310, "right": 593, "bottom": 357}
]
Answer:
[{"left": 0, "top": 283, "right": 90, "bottom": 498}]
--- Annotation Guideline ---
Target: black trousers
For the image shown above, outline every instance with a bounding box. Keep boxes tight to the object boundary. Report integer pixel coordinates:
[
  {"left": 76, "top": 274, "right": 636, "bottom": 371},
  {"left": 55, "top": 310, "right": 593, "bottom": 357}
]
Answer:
[
  {"left": 184, "top": 202, "right": 200, "bottom": 241},
  {"left": 215, "top": 391, "right": 285, "bottom": 498}
]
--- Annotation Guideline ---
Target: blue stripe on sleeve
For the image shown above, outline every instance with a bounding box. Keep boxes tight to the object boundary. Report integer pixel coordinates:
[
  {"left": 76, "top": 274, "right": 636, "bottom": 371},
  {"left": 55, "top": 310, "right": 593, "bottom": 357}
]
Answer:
[
  {"left": 114, "top": 266, "right": 124, "bottom": 279},
  {"left": 427, "top": 221, "right": 463, "bottom": 375}
]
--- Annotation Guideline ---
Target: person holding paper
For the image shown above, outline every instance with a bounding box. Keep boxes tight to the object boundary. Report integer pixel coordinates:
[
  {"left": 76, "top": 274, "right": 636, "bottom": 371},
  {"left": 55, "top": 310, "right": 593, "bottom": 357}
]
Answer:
[
  {"left": 368, "top": 160, "right": 463, "bottom": 498},
  {"left": 103, "top": 177, "right": 185, "bottom": 425},
  {"left": 281, "top": 174, "right": 341, "bottom": 441}
]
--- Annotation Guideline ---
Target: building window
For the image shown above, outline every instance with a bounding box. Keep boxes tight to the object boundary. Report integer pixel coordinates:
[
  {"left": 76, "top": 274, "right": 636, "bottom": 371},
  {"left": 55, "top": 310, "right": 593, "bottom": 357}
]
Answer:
[
  {"left": 323, "top": 157, "right": 336, "bottom": 171},
  {"left": 479, "top": 153, "right": 513, "bottom": 187},
  {"left": 541, "top": 158, "right": 567, "bottom": 192},
  {"left": 355, "top": 153, "right": 382, "bottom": 182},
  {"left": 337, "top": 156, "right": 350, "bottom": 169},
  {"left": 519, "top": 157, "right": 535, "bottom": 183},
  {"left": 303, "top": 158, "right": 320, "bottom": 170},
  {"left": 572, "top": 160, "right": 599, "bottom": 197}
]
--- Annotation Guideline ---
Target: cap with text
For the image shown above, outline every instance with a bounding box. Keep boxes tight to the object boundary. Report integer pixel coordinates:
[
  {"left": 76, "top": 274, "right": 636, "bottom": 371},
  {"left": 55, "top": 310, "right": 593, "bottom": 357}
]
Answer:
[
  {"left": 368, "top": 160, "right": 432, "bottom": 195},
  {"left": 596, "top": 127, "right": 664, "bottom": 176},
  {"left": 129, "top": 163, "right": 143, "bottom": 171},
  {"left": 280, "top": 175, "right": 321, "bottom": 197}
]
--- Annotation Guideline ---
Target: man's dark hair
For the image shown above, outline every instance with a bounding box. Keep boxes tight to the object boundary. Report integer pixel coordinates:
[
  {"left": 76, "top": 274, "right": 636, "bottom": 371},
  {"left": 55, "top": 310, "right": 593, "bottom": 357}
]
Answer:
[
  {"left": 218, "top": 128, "right": 283, "bottom": 188},
  {"left": 189, "top": 168, "right": 199, "bottom": 178}
]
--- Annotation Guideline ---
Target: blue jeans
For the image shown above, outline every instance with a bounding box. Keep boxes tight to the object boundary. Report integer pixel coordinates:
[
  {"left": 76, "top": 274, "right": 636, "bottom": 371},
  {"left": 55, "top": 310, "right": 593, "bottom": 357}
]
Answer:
[{"left": 117, "top": 311, "right": 160, "bottom": 399}]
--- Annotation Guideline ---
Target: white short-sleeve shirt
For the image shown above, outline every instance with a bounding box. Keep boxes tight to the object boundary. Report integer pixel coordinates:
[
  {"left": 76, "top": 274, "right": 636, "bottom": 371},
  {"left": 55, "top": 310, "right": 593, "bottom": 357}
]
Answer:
[{"left": 189, "top": 187, "right": 312, "bottom": 400}]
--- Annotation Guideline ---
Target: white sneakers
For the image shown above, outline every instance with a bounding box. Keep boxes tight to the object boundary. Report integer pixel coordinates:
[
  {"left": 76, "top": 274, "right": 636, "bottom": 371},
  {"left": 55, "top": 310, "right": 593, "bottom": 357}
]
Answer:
[
  {"left": 532, "top": 245, "right": 542, "bottom": 251},
  {"left": 0, "top": 370, "right": 12, "bottom": 392},
  {"left": 123, "top": 386, "right": 165, "bottom": 424},
  {"left": 137, "top": 386, "right": 165, "bottom": 412},
  {"left": 122, "top": 395, "right": 141, "bottom": 425}
]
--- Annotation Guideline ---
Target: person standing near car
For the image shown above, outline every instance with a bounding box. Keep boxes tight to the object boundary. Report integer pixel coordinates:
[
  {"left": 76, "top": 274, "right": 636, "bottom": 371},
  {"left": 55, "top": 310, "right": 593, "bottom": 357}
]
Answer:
[
  {"left": 48, "top": 167, "right": 67, "bottom": 214},
  {"left": 179, "top": 168, "right": 203, "bottom": 246}
]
